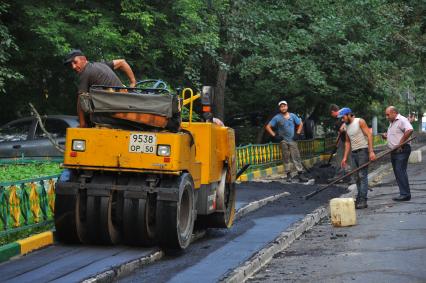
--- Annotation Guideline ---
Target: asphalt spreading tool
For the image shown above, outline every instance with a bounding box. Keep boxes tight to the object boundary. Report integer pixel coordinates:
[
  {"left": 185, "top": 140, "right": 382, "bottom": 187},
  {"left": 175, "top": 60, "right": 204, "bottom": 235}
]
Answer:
[
  {"left": 236, "top": 163, "right": 251, "bottom": 179},
  {"left": 320, "top": 134, "right": 341, "bottom": 168},
  {"left": 304, "top": 136, "right": 417, "bottom": 200}
]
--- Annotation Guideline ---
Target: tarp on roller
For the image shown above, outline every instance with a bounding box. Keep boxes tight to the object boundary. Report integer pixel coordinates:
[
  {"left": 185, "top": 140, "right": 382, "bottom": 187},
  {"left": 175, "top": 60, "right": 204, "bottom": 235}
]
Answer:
[{"left": 89, "top": 88, "right": 175, "bottom": 118}]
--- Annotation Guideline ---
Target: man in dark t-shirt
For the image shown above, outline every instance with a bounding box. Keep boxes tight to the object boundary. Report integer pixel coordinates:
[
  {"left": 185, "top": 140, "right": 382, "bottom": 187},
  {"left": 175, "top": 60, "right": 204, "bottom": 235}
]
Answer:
[{"left": 64, "top": 49, "right": 136, "bottom": 127}]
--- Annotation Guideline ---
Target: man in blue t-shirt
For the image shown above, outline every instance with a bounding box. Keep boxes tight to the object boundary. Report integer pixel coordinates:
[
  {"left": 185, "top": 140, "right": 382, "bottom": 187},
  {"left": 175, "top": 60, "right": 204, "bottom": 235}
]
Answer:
[{"left": 266, "top": 100, "right": 308, "bottom": 182}]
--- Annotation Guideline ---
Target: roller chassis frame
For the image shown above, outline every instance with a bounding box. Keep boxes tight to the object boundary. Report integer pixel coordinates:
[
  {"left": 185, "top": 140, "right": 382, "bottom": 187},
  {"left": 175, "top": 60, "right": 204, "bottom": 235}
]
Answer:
[{"left": 56, "top": 176, "right": 181, "bottom": 202}]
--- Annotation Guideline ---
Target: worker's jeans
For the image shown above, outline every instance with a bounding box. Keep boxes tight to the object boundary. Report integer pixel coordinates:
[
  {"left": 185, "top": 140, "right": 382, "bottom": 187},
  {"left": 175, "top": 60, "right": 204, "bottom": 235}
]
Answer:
[
  {"left": 336, "top": 139, "right": 352, "bottom": 175},
  {"left": 391, "top": 144, "right": 411, "bottom": 197},
  {"left": 281, "top": 140, "right": 304, "bottom": 174},
  {"left": 351, "top": 148, "right": 369, "bottom": 200}
]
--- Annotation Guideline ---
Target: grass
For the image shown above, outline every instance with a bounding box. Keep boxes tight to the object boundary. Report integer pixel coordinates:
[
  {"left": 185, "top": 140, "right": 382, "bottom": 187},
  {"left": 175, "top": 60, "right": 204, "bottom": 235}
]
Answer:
[
  {"left": 0, "top": 162, "right": 62, "bottom": 183},
  {"left": 0, "top": 222, "right": 54, "bottom": 246}
]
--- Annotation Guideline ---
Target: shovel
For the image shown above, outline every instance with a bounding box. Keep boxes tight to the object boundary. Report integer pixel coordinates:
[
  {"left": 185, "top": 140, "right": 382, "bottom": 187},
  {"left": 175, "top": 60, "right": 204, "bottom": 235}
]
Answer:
[
  {"left": 320, "top": 134, "right": 341, "bottom": 168},
  {"left": 304, "top": 136, "right": 416, "bottom": 200}
]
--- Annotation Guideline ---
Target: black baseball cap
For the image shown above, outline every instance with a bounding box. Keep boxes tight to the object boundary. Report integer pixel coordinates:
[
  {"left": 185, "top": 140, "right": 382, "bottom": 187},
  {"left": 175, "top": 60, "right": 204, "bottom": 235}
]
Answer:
[{"left": 63, "top": 49, "right": 84, "bottom": 65}]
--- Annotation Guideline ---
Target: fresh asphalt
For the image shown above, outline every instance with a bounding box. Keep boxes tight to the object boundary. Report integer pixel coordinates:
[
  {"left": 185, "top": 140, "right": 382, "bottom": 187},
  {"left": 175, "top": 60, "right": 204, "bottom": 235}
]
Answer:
[
  {"left": 119, "top": 181, "right": 348, "bottom": 283},
  {"left": 249, "top": 150, "right": 426, "bottom": 283},
  {"left": 0, "top": 176, "right": 348, "bottom": 283}
]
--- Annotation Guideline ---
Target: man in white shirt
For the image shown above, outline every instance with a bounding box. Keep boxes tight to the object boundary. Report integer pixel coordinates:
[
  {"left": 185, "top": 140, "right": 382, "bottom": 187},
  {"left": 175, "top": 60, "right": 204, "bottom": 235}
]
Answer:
[{"left": 383, "top": 106, "right": 413, "bottom": 201}]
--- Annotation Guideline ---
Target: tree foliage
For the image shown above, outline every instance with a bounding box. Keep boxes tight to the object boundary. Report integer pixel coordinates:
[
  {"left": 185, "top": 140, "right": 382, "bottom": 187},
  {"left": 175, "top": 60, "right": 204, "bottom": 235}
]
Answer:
[
  {"left": 0, "top": 0, "right": 425, "bottom": 141},
  {"left": 0, "top": 3, "right": 22, "bottom": 94}
]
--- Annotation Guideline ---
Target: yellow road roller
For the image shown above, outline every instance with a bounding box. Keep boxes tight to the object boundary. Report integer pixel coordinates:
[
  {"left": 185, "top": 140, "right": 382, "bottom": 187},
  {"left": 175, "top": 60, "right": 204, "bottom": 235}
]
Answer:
[{"left": 54, "top": 82, "right": 236, "bottom": 249}]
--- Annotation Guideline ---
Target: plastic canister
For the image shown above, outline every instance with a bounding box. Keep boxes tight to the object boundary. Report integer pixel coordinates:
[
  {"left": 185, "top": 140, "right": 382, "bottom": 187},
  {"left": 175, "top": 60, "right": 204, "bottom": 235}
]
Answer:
[{"left": 329, "top": 198, "right": 357, "bottom": 227}]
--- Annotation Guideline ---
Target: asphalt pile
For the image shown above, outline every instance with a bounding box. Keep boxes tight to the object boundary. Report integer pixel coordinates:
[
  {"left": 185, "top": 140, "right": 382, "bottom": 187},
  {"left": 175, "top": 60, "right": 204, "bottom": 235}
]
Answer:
[{"left": 307, "top": 162, "right": 338, "bottom": 184}]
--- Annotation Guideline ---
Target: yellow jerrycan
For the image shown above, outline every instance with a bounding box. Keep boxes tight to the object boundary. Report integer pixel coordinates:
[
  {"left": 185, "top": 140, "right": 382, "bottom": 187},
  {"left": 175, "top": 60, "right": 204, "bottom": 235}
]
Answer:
[{"left": 329, "top": 198, "right": 357, "bottom": 227}]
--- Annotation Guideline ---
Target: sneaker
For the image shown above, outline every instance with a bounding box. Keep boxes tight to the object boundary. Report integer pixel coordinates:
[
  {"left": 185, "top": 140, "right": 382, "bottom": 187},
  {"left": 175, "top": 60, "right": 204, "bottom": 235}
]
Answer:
[{"left": 355, "top": 198, "right": 368, "bottom": 209}]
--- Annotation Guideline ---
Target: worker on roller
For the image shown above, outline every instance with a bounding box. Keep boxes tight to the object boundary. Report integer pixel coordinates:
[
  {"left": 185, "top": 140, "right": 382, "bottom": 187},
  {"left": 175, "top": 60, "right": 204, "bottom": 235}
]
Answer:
[
  {"left": 339, "top": 107, "right": 376, "bottom": 209},
  {"left": 63, "top": 49, "right": 136, "bottom": 128}
]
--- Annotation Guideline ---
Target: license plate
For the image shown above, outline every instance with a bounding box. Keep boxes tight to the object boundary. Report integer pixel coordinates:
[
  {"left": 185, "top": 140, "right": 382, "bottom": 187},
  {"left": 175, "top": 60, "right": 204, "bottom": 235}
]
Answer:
[{"left": 129, "top": 133, "right": 157, "bottom": 154}]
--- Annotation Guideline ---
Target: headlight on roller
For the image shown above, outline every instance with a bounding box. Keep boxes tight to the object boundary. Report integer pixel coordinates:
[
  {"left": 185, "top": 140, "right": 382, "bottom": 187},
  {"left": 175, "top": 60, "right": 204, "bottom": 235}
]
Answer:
[
  {"left": 72, "top": 140, "right": 86, "bottom": 151},
  {"left": 157, "top": 145, "right": 171, "bottom": 156}
]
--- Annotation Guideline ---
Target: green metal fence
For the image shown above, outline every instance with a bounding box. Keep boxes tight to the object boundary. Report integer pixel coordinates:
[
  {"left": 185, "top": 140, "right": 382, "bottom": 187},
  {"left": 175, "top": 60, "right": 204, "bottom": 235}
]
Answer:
[
  {"left": 0, "top": 175, "right": 59, "bottom": 237},
  {"left": 236, "top": 135, "right": 386, "bottom": 171},
  {"left": 236, "top": 137, "right": 336, "bottom": 171}
]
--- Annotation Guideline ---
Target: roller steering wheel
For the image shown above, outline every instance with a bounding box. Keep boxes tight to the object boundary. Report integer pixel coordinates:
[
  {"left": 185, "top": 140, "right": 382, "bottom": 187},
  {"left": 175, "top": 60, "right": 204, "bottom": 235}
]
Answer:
[{"left": 135, "top": 79, "right": 169, "bottom": 94}]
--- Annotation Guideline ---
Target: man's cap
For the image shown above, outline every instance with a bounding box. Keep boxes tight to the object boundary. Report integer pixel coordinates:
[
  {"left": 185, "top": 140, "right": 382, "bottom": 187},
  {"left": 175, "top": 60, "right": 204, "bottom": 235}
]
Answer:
[
  {"left": 278, "top": 100, "right": 287, "bottom": 106},
  {"left": 337, "top": 107, "right": 352, "bottom": 118},
  {"left": 63, "top": 49, "right": 84, "bottom": 65}
]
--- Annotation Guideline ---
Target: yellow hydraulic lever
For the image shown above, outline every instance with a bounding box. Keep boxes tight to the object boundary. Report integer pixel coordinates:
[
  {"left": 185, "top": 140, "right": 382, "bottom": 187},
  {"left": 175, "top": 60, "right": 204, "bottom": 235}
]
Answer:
[{"left": 182, "top": 88, "right": 200, "bottom": 123}]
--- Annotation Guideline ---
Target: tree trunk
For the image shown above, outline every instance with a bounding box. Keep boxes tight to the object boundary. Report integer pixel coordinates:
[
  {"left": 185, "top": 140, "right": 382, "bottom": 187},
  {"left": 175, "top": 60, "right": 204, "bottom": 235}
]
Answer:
[
  {"left": 417, "top": 106, "right": 423, "bottom": 132},
  {"left": 214, "top": 53, "right": 233, "bottom": 121}
]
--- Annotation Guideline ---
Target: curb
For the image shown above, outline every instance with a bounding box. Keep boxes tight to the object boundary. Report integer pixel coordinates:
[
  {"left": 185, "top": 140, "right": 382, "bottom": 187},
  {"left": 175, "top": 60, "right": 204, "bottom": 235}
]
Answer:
[
  {"left": 220, "top": 160, "right": 396, "bottom": 283},
  {"left": 235, "top": 192, "right": 290, "bottom": 221},
  {"left": 237, "top": 155, "right": 325, "bottom": 182},
  {"left": 82, "top": 250, "right": 164, "bottom": 283},
  {"left": 221, "top": 207, "right": 328, "bottom": 283},
  {"left": 0, "top": 231, "right": 54, "bottom": 263}
]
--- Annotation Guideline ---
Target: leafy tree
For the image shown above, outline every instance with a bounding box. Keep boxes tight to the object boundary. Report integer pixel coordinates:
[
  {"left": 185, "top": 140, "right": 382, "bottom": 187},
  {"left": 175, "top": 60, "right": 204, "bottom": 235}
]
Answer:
[
  {"left": 0, "top": 3, "right": 22, "bottom": 94},
  {"left": 1, "top": 0, "right": 425, "bottom": 139}
]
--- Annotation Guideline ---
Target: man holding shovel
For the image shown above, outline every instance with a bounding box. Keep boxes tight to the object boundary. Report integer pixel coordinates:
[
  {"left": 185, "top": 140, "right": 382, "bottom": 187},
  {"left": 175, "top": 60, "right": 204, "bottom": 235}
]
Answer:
[
  {"left": 329, "top": 104, "right": 352, "bottom": 182},
  {"left": 339, "top": 108, "right": 376, "bottom": 209}
]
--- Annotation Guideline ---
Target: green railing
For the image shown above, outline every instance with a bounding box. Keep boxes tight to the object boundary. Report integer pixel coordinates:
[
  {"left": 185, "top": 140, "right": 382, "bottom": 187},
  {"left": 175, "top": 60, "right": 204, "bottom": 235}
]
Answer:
[
  {"left": 236, "top": 137, "right": 336, "bottom": 171},
  {"left": 0, "top": 175, "right": 59, "bottom": 237},
  {"left": 0, "top": 135, "right": 387, "bottom": 235},
  {"left": 236, "top": 135, "right": 387, "bottom": 171}
]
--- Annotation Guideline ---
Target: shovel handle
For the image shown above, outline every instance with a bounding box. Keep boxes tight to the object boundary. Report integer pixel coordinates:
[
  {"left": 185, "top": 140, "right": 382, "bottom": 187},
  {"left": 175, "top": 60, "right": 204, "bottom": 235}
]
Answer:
[
  {"left": 326, "top": 134, "right": 342, "bottom": 165},
  {"left": 236, "top": 163, "right": 251, "bottom": 180}
]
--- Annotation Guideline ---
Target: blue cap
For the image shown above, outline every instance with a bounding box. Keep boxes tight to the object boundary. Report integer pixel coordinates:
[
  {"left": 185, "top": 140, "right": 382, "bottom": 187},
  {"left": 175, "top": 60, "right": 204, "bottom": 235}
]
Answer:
[{"left": 337, "top": 107, "right": 352, "bottom": 118}]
